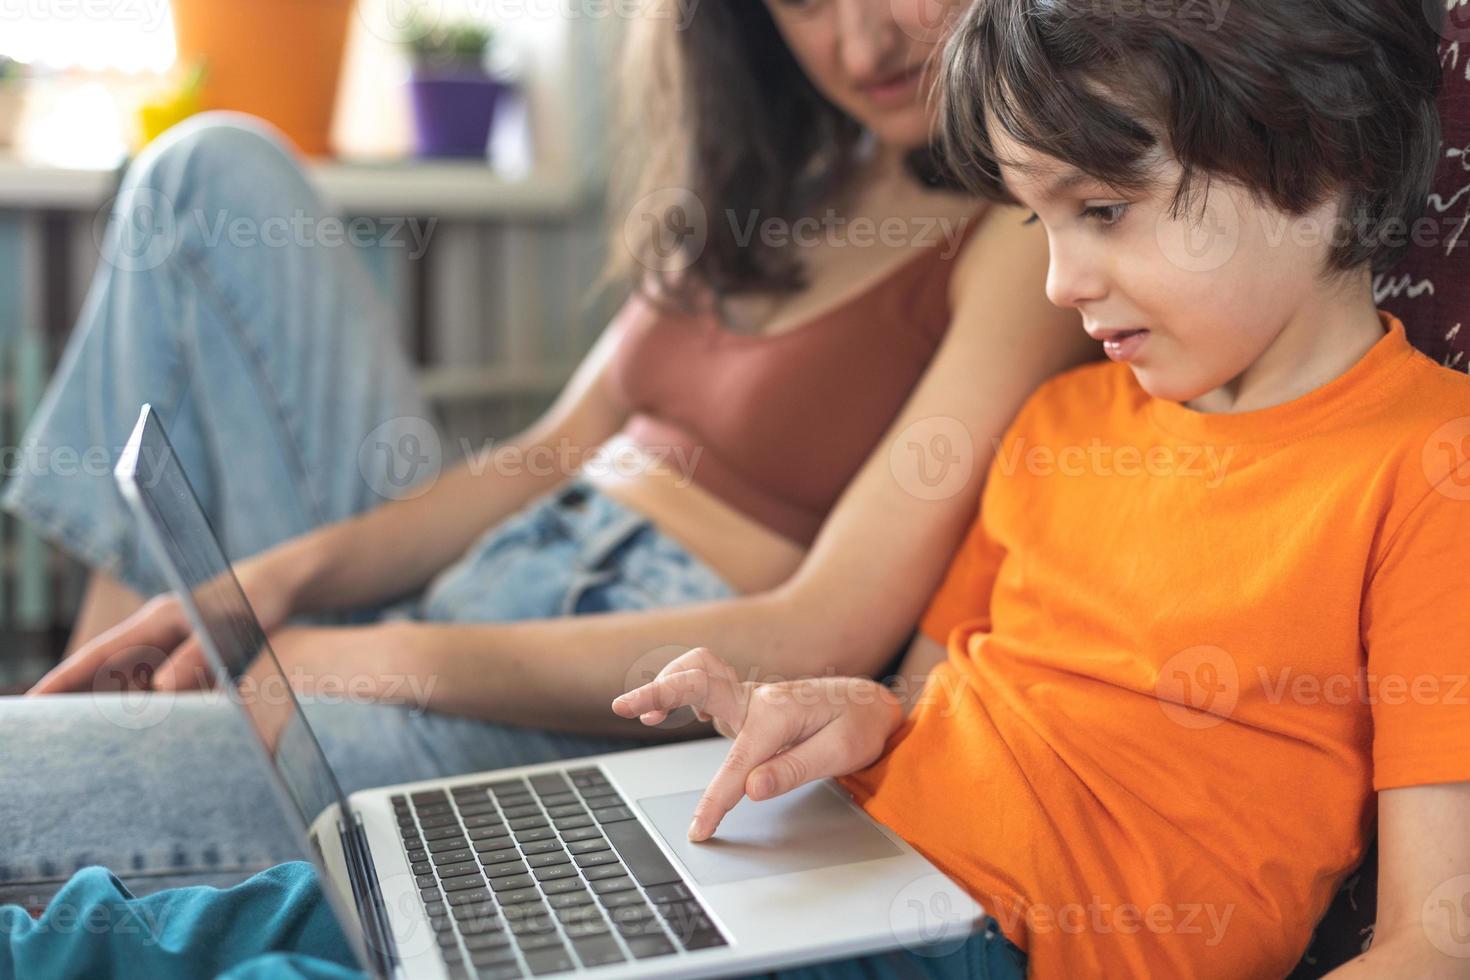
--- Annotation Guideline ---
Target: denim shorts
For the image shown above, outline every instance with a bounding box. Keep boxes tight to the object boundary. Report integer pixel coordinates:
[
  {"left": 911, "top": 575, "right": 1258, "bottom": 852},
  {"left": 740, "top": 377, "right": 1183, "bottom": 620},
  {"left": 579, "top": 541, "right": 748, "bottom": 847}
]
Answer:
[{"left": 0, "top": 113, "right": 735, "bottom": 904}]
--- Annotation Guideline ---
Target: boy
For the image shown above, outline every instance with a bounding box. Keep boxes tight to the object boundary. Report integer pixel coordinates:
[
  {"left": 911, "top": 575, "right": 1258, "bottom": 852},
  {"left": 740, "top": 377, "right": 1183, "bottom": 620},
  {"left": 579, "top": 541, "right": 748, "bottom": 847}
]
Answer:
[{"left": 617, "top": 0, "right": 1470, "bottom": 976}]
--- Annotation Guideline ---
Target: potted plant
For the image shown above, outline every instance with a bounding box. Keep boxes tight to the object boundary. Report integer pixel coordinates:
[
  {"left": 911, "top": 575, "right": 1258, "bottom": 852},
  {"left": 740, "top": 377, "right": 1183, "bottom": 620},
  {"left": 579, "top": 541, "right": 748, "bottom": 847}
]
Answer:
[
  {"left": 0, "top": 56, "right": 27, "bottom": 149},
  {"left": 402, "top": 17, "right": 508, "bottom": 160},
  {"left": 169, "top": 0, "right": 354, "bottom": 157}
]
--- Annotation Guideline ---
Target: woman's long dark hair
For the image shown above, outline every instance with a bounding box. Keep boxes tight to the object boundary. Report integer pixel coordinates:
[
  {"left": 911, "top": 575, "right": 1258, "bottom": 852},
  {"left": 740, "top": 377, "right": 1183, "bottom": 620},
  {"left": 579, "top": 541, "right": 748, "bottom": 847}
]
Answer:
[{"left": 606, "top": 3, "right": 956, "bottom": 314}]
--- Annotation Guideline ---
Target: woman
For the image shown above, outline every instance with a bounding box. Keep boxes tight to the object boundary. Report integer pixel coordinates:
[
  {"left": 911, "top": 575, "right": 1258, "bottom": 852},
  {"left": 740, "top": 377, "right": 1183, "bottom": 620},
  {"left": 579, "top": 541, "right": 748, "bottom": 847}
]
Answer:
[{"left": 0, "top": 0, "right": 1090, "bottom": 905}]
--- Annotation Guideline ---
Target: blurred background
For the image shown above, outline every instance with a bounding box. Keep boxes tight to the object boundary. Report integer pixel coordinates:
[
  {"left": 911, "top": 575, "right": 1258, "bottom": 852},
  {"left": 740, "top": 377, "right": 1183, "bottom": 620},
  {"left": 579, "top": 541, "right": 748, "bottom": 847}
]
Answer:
[{"left": 0, "top": 0, "right": 623, "bottom": 686}]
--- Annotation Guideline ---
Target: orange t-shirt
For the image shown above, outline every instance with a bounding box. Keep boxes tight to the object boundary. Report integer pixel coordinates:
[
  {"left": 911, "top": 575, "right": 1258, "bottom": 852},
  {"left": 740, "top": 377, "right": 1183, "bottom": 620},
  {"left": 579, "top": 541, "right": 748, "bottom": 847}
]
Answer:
[{"left": 840, "top": 312, "right": 1470, "bottom": 978}]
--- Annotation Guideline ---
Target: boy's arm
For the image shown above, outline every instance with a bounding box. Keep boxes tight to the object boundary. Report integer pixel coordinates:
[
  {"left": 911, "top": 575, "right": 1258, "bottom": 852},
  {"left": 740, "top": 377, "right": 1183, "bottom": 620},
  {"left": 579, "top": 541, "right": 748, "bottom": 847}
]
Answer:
[{"left": 1324, "top": 781, "right": 1470, "bottom": 979}]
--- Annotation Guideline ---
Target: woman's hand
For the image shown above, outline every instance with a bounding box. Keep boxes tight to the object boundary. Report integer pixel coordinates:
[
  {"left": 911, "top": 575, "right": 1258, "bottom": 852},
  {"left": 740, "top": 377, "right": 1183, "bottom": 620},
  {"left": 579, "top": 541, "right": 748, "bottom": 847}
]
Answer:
[
  {"left": 27, "top": 556, "right": 296, "bottom": 695},
  {"left": 610, "top": 647, "right": 902, "bottom": 841}
]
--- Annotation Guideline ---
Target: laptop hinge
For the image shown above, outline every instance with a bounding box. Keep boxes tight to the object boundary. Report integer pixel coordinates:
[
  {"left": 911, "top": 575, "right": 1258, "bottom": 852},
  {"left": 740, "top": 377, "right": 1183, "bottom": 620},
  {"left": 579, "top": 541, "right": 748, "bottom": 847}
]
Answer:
[{"left": 340, "top": 813, "right": 399, "bottom": 979}]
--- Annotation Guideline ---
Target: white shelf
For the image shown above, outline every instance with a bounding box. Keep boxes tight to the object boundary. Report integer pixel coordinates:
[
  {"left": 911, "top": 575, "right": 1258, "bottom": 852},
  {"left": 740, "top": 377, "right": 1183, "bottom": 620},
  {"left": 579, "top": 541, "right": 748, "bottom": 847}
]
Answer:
[{"left": 0, "top": 155, "right": 596, "bottom": 218}]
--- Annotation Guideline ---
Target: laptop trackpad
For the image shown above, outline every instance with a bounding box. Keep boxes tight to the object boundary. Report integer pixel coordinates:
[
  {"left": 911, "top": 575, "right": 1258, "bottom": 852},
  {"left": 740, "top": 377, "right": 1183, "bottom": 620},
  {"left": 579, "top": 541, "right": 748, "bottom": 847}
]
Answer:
[{"left": 637, "top": 781, "right": 901, "bottom": 887}]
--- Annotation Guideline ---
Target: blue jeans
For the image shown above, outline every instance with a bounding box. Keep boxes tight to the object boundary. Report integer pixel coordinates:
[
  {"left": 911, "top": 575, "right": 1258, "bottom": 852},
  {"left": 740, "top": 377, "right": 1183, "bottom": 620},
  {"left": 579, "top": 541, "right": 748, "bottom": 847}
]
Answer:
[
  {"left": 0, "top": 863, "right": 1029, "bottom": 980},
  {"left": 0, "top": 113, "right": 734, "bottom": 905}
]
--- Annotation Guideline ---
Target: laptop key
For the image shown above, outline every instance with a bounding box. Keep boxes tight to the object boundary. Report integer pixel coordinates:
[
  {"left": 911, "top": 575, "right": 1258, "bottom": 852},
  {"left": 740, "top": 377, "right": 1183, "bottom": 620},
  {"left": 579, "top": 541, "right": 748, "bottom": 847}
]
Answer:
[
  {"left": 412, "top": 862, "right": 433, "bottom": 876},
  {"left": 589, "top": 876, "right": 636, "bottom": 896},
  {"left": 520, "top": 839, "right": 562, "bottom": 856},
  {"left": 540, "top": 792, "right": 579, "bottom": 807},
  {"left": 684, "top": 927, "right": 728, "bottom": 950},
  {"left": 471, "top": 964, "right": 520, "bottom": 980},
  {"left": 524, "top": 947, "right": 576, "bottom": 975},
  {"left": 469, "top": 826, "right": 511, "bottom": 844},
  {"left": 483, "top": 860, "right": 528, "bottom": 878},
  {"left": 545, "top": 804, "right": 584, "bottom": 819},
  {"left": 436, "top": 861, "right": 481, "bottom": 878},
  {"left": 416, "top": 874, "right": 438, "bottom": 889},
  {"left": 515, "top": 827, "right": 556, "bottom": 844},
  {"left": 625, "top": 935, "right": 677, "bottom": 959},
  {"left": 489, "top": 874, "right": 535, "bottom": 892},
  {"left": 643, "top": 882, "right": 692, "bottom": 904},
  {"left": 458, "top": 916, "right": 505, "bottom": 937},
  {"left": 516, "top": 932, "right": 566, "bottom": 953},
  {"left": 596, "top": 892, "right": 648, "bottom": 911},
  {"left": 571, "top": 934, "right": 625, "bottom": 966},
  {"left": 447, "top": 887, "right": 494, "bottom": 907},
  {"left": 583, "top": 864, "right": 628, "bottom": 882},
  {"left": 454, "top": 802, "right": 498, "bottom": 817},
  {"left": 551, "top": 814, "right": 593, "bottom": 831},
  {"left": 462, "top": 813, "right": 505, "bottom": 829},
  {"left": 429, "top": 915, "right": 456, "bottom": 933},
  {"left": 529, "top": 773, "right": 571, "bottom": 795},
  {"left": 547, "top": 890, "right": 595, "bottom": 910},
  {"left": 442, "top": 874, "right": 489, "bottom": 893},
  {"left": 539, "top": 877, "right": 585, "bottom": 895},
  {"left": 496, "top": 887, "right": 542, "bottom": 907},
  {"left": 591, "top": 806, "right": 635, "bottom": 824},
  {"left": 509, "top": 816, "right": 549, "bottom": 832},
  {"left": 420, "top": 887, "right": 441, "bottom": 903},
  {"left": 502, "top": 804, "right": 541, "bottom": 819},
  {"left": 566, "top": 837, "right": 609, "bottom": 856},
  {"left": 463, "top": 931, "right": 514, "bottom": 952},
  {"left": 532, "top": 864, "right": 578, "bottom": 882},
  {"left": 419, "top": 812, "right": 460, "bottom": 829},
  {"left": 602, "top": 817, "right": 682, "bottom": 887},
  {"left": 574, "top": 851, "right": 619, "bottom": 869},
  {"left": 433, "top": 849, "right": 476, "bottom": 867},
  {"left": 477, "top": 847, "right": 519, "bottom": 866},
  {"left": 526, "top": 851, "right": 570, "bottom": 869},
  {"left": 427, "top": 832, "right": 471, "bottom": 850},
  {"left": 452, "top": 902, "right": 499, "bottom": 922},
  {"left": 486, "top": 778, "right": 529, "bottom": 793},
  {"left": 558, "top": 826, "right": 602, "bottom": 843}
]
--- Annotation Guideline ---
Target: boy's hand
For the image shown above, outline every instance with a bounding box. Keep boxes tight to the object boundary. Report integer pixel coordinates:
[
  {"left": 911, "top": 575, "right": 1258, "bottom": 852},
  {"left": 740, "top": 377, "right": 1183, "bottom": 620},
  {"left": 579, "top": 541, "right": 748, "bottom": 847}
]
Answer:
[{"left": 611, "top": 647, "right": 903, "bottom": 841}]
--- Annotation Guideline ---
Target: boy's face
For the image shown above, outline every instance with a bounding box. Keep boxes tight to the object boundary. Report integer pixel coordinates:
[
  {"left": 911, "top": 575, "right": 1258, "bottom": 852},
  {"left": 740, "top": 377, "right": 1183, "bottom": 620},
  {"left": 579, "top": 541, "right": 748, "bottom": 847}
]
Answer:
[{"left": 988, "top": 124, "right": 1346, "bottom": 405}]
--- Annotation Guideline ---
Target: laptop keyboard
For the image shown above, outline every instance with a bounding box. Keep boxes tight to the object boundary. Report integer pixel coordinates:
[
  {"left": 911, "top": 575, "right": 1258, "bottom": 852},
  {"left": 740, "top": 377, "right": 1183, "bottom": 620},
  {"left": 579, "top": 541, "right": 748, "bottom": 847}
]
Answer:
[{"left": 394, "top": 766, "right": 728, "bottom": 978}]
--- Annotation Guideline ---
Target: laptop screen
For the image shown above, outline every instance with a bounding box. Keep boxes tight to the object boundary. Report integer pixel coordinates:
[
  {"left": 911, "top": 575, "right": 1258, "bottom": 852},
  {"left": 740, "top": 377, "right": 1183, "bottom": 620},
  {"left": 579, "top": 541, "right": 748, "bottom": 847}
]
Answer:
[{"left": 113, "top": 404, "right": 351, "bottom": 835}]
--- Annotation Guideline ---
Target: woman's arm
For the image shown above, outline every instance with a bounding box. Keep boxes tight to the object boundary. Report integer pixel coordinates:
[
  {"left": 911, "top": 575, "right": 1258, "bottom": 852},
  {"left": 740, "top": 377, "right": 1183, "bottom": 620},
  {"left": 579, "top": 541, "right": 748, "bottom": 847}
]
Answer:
[
  {"left": 261, "top": 319, "right": 632, "bottom": 616},
  {"left": 383, "top": 205, "right": 1096, "bottom": 733},
  {"left": 1324, "top": 781, "right": 1470, "bottom": 978}
]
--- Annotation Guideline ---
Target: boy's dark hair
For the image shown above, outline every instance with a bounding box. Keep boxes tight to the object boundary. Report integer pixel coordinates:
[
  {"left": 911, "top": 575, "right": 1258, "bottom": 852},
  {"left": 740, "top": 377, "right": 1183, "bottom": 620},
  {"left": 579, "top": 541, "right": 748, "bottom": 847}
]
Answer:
[{"left": 938, "top": 0, "right": 1444, "bottom": 275}]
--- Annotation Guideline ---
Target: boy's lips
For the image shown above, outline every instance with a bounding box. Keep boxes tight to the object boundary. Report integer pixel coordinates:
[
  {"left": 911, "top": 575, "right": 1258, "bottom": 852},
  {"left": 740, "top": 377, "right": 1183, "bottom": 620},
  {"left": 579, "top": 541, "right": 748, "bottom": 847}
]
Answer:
[{"left": 1088, "top": 327, "right": 1151, "bottom": 363}]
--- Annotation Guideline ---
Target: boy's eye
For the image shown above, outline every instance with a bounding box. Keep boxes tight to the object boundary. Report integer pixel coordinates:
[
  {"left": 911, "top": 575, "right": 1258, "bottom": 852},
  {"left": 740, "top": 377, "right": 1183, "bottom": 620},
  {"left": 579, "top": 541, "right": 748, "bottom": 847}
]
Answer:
[
  {"left": 1081, "top": 203, "right": 1129, "bottom": 227},
  {"left": 1022, "top": 212, "right": 1041, "bottom": 226}
]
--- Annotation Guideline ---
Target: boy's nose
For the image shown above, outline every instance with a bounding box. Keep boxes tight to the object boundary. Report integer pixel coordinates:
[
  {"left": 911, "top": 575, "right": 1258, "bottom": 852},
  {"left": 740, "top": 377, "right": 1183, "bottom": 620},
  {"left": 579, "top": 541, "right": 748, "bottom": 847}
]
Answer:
[{"left": 1045, "top": 240, "right": 1108, "bottom": 310}]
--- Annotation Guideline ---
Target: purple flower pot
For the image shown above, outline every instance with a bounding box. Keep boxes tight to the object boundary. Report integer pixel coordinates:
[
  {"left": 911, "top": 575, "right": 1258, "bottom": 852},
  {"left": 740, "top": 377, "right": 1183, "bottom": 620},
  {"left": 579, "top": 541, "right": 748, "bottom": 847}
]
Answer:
[{"left": 408, "top": 68, "right": 508, "bottom": 159}]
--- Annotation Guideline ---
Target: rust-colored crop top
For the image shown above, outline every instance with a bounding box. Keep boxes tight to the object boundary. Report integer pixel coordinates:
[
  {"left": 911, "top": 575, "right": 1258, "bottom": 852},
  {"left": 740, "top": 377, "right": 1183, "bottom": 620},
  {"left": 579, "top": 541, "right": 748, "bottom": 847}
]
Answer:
[{"left": 603, "top": 215, "right": 983, "bottom": 546}]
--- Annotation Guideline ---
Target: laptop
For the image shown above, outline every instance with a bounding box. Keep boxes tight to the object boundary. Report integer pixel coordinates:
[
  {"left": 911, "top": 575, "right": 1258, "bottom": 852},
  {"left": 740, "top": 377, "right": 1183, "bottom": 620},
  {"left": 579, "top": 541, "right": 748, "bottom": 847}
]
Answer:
[{"left": 113, "top": 404, "right": 984, "bottom": 979}]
